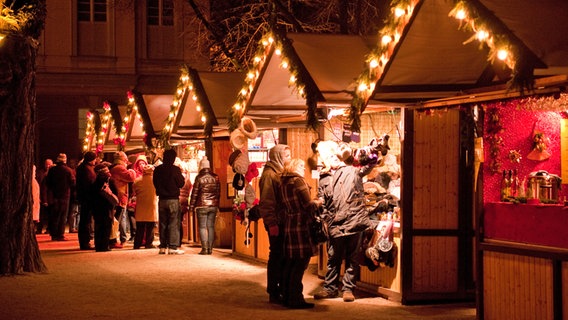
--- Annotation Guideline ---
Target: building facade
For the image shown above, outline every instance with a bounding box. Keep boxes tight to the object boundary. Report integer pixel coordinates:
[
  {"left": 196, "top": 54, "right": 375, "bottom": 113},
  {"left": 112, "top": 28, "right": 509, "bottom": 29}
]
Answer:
[{"left": 35, "top": 0, "right": 210, "bottom": 164}]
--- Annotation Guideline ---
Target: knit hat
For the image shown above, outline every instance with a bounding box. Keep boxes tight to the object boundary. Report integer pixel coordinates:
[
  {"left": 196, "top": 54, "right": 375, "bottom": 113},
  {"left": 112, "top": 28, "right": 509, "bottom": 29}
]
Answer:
[
  {"left": 114, "top": 151, "right": 128, "bottom": 164},
  {"left": 57, "top": 153, "right": 67, "bottom": 163},
  {"left": 228, "top": 150, "right": 242, "bottom": 167},
  {"left": 238, "top": 117, "right": 258, "bottom": 139},
  {"left": 199, "top": 156, "right": 210, "bottom": 171},
  {"left": 230, "top": 129, "right": 247, "bottom": 150},
  {"left": 83, "top": 151, "right": 96, "bottom": 163},
  {"left": 245, "top": 162, "right": 259, "bottom": 182}
]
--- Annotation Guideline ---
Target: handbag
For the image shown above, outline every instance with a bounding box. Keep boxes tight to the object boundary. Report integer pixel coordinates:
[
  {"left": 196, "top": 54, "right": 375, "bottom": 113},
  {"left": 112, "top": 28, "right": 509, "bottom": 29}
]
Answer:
[
  {"left": 310, "top": 215, "right": 329, "bottom": 244},
  {"left": 309, "top": 205, "right": 329, "bottom": 244},
  {"left": 100, "top": 182, "right": 119, "bottom": 207}
]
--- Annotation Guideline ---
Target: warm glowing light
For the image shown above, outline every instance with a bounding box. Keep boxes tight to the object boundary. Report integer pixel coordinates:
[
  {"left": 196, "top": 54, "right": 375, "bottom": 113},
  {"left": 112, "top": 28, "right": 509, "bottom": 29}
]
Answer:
[
  {"left": 394, "top": 7, "right": 405, "bottom": 17},
  {"left": 201, "top": 115, "right": 206, "bottom": 122},
  {"left": 196, "top": 105, "right": 201, "bottom": 112},
  {"left": 455, "top": 9, "right": 466, "bottom": 20},
  {"left": 381, "top": 35, "right": 392, "bottom": 45},
  {"left": 192, "top": 95, "right": 197, "bottom": 101},
  {"left": 289, "top": 75, "right": 296, "bottom": 83},
  {"left": 173, "top": 100, "right": 179, "bottom": 107},
  {"left": 240, "top": 88, "right": 248, "bottom": 96},
  {"left": 275, "top": 48, "right": 282, "bottom": 56},
  {"left": 476, "top": 30, "right": 489, "bottom": 41},
  {"left": 234, "top": 103, "right": 241, "bottom": 110},
  {"left": 281, "top": 61, "right": 288, "bottom": 69},
  {"left": 254, "top": 56, "right": 261, "bottom": 63},
  {"left": 358, "top": 83, "right": 368, "bottom": 92},
  {"left": 177, "top": 89, "right": 183, "bottom": 95},
  {"left": 497, "top": 49, "right": 508, "bottom": 60},
  {"left": 247, "top": 72, "right": 254, "bottom": 80},
  {"left": 169, "top": 112, "right": 175, "bottom": 118}
]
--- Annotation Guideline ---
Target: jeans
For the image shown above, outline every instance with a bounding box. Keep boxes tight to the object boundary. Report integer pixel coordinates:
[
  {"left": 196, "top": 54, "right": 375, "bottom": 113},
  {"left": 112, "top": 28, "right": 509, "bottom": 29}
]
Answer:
[
  {"left": 323, "top": 232, "right": 363, "bottom": 293},
  {"left": 158, "top": 199, "right": 181, "bottom": 250},
  {"left": 196, "top": 207, "right": 217, "bottom": 247},
  {"left": 115, "top": 206, "right": 128, "bottom": 243}
]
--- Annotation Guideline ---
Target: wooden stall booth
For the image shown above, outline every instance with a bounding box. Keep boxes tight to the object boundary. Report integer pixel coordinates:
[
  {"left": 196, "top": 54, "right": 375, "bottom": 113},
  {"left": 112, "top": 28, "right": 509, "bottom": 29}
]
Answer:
[{"left": 476, "top": 88, "right": 568, "bottom": 320}]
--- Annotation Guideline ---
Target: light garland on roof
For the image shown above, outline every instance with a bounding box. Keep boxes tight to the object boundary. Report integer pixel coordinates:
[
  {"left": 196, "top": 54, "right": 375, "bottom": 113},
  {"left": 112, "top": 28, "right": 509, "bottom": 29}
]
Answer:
[
  {"left": 349, "top": 0, "right": 418, "bottom": 133},
  {"left": 229, "top": 31, "right": 320, "bottom": 131},
  {"left": 449, "top": 1, "right": 516, "bottom": 70},
  {"left": 449, "top": 0, "right": 537, "bottom": 92},
  {"left": 99, "top": 101, "right": 114, "bottom": 152},
  {"left": 159, "top": 65, "right": 194, "bottom": 148},
  {"left": 82, "top": 110, "right": 97, "bottom": 152}
]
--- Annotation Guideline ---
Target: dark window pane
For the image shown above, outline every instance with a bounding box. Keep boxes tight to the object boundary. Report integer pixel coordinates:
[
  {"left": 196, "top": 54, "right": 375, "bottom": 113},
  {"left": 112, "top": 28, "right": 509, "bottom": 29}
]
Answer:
[
  {"left": 77, "top": 0, "right": 91, "bottom": 21},
  {"left": 162, "top": 0, "right": 174, "bottom": 26},
  {"left": 148, "top": 0, "right": 159, "bottom": 25}
]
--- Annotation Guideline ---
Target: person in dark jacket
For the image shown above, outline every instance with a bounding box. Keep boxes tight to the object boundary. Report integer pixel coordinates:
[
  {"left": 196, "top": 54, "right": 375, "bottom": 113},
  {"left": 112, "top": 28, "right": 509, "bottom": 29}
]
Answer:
[
  {"left": 91, "top": 162, "right": 115, "bottom": 252},
  {"left": 75, "top": 151, "right": 97, "bottom": 250},
  {"left": 45, "top": 153, "right": 76, "bottom": 241},
  {"left": 153, "top": 149, "right": 186, "bottom": 255},
  {"left": 258, "top": 144, "right": 291, "bottom": 304},
  {"left": 280, "top": 159, "right": 320, "bottom": 309},
  {"left": 314, "top": 142, "right": 375, "bottom": 302},
  {"left": 189, "top": 156, "right": 220, "bottom": 255}
]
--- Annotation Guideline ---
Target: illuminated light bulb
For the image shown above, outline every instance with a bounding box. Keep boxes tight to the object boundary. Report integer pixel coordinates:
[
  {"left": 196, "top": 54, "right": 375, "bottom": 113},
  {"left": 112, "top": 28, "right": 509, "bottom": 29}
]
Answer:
[
  {"left": 165, "top": 124, "right": 171, "bottom": 131},
  {"left": 192, "top": 95, "right": 197, "bottom": 101},
  {"left": 268, "top": 36, "right": 274, "bottom": 43},
  {"left": 196, "top": 105, "right": 201, "bottom": 112},
  {"left": 275, "top": 48, "right": 282, "bottom": 56},
  {"left": 370, "top": 82, "right": 376, "bottom": 91},
  {"left": 281, "top": 61, "right": 288, "bottom": 69},
  {"left": 120, "top": 134, "right": 125, "bottom": 139},
  {"left": 455, "top": 9, "right": 466, "bottom": 20},
  {"left": 497, "top": 49, "right": 508, "bottom": 60},
  {"left": 476, "top": 30, "right": 489, "bottom": 41},
  {"left": 182, "top": 76, "right": 189, "bottom": 82},
  {"left": 98, "top": 139, "right": 103, "bottom": 144},
  {"left": 241, "top": 88, "right": 248, "bottom": 96},
  {"left": 382, "top": 35, "right": 392, "bottom": 45},
  {"left": 188, "top": 85, "right": 193, "bottom": 90},
  {"left": 124, "top": 116, "right": 129, "bottom": 122},
  {"left": 139, "top": 123, "right": 144, "bottom": 127},
  {"left": 254, "top": 56, "right": 261, "bottom": 63},
  {"left": 177, "top": 89, "right": 183, "bottom": 95},
  {"left": 369, "top": 59, "right": 379, "bottom": 68},
  {"left": 234, "top": 103, "right": 241, "bottom": 110},
  {"left": 173, "top": 100, "right": 179, "bottom": 107},
  {"left": 247, "top": 72, "right": 254, "bottom": 79},
  {"left": 201, "top": 115, "right": 206, "bottom": 122},
  {"left": 128, "top": 97, "right": 134, "bottom": 103},
  {"left": 83, "top": 145, "right": 87, "bottom": 150},
  {"left": 289, "top": 75, "right": 296, "bottom": 82},
  {"left": 394, "top": 7, "right": 405, "bottom": 17},
  {"left": 169, "top": 112, "right": 174, "bottom": 118},
  {"left": 84, "top": 137, "right": 89, "bottom": 142},
  {"left": 358, "top": 83, "right": 368, "bottom": 92},
  {"left": 262, "top": 39, "right": 269, "bottom": 46},
  {"left": 298, "top": 87, "right": 305, "bottom": 96},
  {"left": 394, "top": 32, "right": 401, "bottom": 42}
]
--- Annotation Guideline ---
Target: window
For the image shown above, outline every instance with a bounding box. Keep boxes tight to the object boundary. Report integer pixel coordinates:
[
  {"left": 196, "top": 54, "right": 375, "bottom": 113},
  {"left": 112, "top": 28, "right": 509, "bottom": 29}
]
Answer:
[
  {"left": 148, "top": 0, "right": 174, "bottom": 26},
  {"left": 78, "top": 0, "right": 107, "bottom": 22}
]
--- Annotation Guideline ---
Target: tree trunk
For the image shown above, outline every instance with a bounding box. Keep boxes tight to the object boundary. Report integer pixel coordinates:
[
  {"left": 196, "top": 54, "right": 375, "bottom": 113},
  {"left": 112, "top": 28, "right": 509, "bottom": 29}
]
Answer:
[{"left": 0, "top": 31, "right": 46, "bottom": 274}]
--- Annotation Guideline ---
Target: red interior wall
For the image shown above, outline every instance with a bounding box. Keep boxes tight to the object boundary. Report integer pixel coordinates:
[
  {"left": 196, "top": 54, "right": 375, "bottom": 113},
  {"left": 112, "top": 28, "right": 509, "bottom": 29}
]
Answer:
[{"left": 483, "top": 99, "right": 564, "bottom": 203}]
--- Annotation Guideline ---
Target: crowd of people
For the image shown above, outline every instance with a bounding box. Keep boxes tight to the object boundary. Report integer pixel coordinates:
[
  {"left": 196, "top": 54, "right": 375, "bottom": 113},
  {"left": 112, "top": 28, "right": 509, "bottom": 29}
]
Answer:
[
  {"left": 257, "top": 139, "right": 393, "bottom": 309},
  {"left": 33, "top": 139, "right": 395, "bottom": 310},
  {"left": 33, "top": 149, "right": 220, "bottom": 255}
]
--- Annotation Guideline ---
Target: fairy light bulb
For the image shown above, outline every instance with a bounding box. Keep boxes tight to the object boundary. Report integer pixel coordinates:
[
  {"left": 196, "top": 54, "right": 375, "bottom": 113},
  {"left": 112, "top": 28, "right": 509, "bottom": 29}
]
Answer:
[
  {"left": 382, "top": 35, "right": 392, "bottom": 45},
  {"left": 476, "top": 30, "right": 489, "bottom": 41},
  {"left": 196, "top": 105, "right": 201, "bottom": 112},
  {"left": 369, "top": 59, "right": 379, "bottom": 68},
  {"left": 275, "top": 48, "right": 282, "bottom": 56},
  {"left": 358, "top": 83, "right": 368, "bottom": 92},
  {"left": 234, "top": 103, "right": 241, "bottom": 110},
  {"left": 394, "top": 7, "right": 405, "bottom": 17},
  {"left": 455, "top": 9, "right": 466, "bottom": 20},
  {"left": 497, "top": 49, "right": 508, "bottom": 60},
  {"left": 201, "top": 115, "right": 206, "bottom": 123}
]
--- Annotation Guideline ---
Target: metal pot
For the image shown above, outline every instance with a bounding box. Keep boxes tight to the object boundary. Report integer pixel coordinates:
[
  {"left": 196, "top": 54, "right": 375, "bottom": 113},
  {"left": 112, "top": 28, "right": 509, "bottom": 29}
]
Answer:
[{"left": 527, "top": 170, "right": 562, "bottom": 203}]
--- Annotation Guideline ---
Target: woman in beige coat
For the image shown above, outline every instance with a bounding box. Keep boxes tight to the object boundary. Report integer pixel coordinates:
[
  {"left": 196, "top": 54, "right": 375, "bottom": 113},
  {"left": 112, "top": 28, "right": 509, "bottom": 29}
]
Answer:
[{"left": 132, "top": 165, "right": 158, "bottom": 249}]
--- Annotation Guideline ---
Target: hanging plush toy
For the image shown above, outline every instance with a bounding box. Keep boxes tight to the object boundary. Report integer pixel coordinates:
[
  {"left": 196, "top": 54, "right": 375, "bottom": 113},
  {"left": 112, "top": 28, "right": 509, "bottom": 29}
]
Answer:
[{"left": 527, "top": 130, "right": 551, "bottom": 161}]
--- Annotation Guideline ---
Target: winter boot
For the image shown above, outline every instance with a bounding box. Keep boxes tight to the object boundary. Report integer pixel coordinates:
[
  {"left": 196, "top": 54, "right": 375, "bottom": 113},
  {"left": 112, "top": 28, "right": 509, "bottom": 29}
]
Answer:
[
  {"left": 199, "top": 242, "right": 209, "bottom": 255},
  {"left": 206, "top": 245, "right": 212, "bottom": 255}
]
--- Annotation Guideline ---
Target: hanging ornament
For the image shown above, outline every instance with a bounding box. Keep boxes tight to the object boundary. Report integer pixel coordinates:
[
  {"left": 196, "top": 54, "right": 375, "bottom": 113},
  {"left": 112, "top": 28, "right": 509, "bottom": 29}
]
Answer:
[{"left": 527, "top": 130, "right": 551, "bottom": 161}]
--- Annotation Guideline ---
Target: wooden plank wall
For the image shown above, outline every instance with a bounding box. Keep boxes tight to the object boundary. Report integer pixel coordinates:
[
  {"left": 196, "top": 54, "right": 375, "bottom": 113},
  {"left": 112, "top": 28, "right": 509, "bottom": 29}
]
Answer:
[
  {"left": 483, "top": 251, "right": 554, "bottom": 320},
  {"left": 412, "top": 109, "right": 460, "bottom": 293}
]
